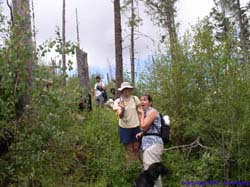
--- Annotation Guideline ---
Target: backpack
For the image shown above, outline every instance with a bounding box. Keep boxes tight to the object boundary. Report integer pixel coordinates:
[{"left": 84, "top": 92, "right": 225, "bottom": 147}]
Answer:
[
  {"left": 96, "top": 84, "right": 107, "bottom": 102},
  {"left": 143, "top": 113, "right": 170, "bottom": 144},
  {"left": 102, "top": 91, "right": 108, "bottom": 102}
]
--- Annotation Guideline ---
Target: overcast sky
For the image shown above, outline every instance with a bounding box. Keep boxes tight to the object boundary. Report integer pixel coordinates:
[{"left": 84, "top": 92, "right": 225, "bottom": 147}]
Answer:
[
  {"left": 34, "top": 0, "right": 215, "bottom": 76},
  {"left": 0, "top": 0, "right": 225, "bottom": 78}
]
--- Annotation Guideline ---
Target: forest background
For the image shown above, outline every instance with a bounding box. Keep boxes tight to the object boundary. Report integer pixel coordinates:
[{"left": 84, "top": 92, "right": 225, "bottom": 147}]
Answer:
[{"left": 0, "top": 0, "right": 250, "bottom": 187}]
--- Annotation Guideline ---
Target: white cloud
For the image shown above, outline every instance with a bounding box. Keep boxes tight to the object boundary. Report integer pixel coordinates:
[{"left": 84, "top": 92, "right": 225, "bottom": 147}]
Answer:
[
  {"left": 176, "top": 0, "right": 214, "bottom": 33},
  {"left": 1, "top": 0, "right": 223, "bottom": 77}
]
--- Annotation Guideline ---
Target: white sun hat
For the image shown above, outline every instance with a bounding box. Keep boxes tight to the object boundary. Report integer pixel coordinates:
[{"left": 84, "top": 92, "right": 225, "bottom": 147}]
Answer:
[{"left": 118, "top": 82, "right": 134, "bottom": 91}]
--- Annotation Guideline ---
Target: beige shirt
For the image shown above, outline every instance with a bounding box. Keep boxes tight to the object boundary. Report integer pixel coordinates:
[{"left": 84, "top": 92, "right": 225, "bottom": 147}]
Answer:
[{"left": 113, "top": 96, "right": 141, "bottom": 128}]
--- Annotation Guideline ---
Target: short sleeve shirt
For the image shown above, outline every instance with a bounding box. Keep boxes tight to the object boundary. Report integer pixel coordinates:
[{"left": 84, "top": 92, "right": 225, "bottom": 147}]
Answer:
[
  {"left": 94, "top": 82, "right": 105, "bottom": 97},
  {"left": 113, "top": 96, "right": 141, "bottom": 128}
]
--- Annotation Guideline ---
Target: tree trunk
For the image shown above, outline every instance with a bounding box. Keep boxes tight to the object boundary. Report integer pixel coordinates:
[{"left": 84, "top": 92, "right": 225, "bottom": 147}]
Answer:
[
  {"left": 75, "top": 8, "right": 80, "bottom": 45},
  {"left": 235, "top": 0, "right": 249, "bottom": 63},
  {"left": 31, "top": 0, "right": 36, "bottom": 50},
  {"left": 143, "top": 0, "right": 182, "bottom": 113},
  {"left": 62, "top": 0, "right": 66, "bottom": 86},
  {"left": 76, "top": 49, "right": 90, "bottom": 93},
  {"left": 12, "top": 0, "right": 33, "bottom": 117},
  {"left": 76, "top": 48, "right": 92, "bottom": 111},
  {"left": 218, "top": 0, "right": 250, "bottom": 63},
  {"left": 165, "top": 0, "right": 178, "bottom": 58},
  {"left": 114, "top": 0, "right": 123, "bottom": 94},
  {"left": 130, "top": 0, "right": 135, "bottom": 86},
  {"left": 164, "top": 0, "right": 182, "bottom": 114}
]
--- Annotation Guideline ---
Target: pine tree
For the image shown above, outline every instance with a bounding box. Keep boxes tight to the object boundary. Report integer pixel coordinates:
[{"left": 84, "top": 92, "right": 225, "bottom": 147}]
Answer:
[{"left": 114, "top": 0, "right": 123, "bottom": 93}]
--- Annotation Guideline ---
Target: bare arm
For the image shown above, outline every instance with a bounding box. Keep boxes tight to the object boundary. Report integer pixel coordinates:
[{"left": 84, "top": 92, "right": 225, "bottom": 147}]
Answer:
[
  {"left": 101, "top": 82, "right": 106, "bottom": 91},
  {"left": 136, "top": 108, "right": 157, "bottom": 139},
  {"left": 137, "top": 105, "right": 144, "bottom": 126},
  {"left": 140, "top": 109, "right": 157, "bottom": 132},
  {"left": 116, "top": 100, "right": 125, "bottom": 118}
]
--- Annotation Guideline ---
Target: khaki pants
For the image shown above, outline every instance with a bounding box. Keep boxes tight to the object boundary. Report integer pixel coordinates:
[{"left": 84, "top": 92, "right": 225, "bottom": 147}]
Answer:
[{"left": 142, "top": 143, "right": 164, "bottom": 187}]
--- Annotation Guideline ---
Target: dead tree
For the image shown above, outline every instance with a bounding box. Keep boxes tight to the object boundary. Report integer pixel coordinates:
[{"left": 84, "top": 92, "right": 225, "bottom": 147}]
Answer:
[
  {"left": 75, "top": 8, "right": 80, "bottom": 45},
  {"left": 76, "top": 48, "right": 92, "bottom": 112},
  {"left": 62, "top": 0, "right": 66, "bottom": 86},
  {"left": 130, "top": 0, "right": 135, "bottom": 86},
  {"left": 75, "top": 8, "right": 91, "bottom": 111},
  {"left": 114, "top": 0, "right": 123, "bottom": 95}
]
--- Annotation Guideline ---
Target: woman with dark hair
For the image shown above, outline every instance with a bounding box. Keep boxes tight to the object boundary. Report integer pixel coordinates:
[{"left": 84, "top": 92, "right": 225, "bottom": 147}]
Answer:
[{"left": 136, "top": 94, "right": 164, "bottom": 187}]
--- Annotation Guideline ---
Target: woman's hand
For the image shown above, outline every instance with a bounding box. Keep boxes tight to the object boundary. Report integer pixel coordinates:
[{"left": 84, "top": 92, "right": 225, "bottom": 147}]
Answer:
[
  {"left": 118, "top": 100, "right": 125, "bottom": 109},
  {"left": 140, "top": 109, "right": 157, "bottom": 131},
  {"left": 137, "top": 106, "right": 144, "bottom": 115},
  {"left": 117, "top": 100, "right": 126, "bottom": 118},
  {"left": 136, "top": 132, "right": 143, "bottom": 139}
]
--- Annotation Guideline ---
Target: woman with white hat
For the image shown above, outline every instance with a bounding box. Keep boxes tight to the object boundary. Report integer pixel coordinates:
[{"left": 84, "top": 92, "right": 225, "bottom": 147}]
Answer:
[{"left": 113, "top": 82, "right": 142, "bottom": 161}]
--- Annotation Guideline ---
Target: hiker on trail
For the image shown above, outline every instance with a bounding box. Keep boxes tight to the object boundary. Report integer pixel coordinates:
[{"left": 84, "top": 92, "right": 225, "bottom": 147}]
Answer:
[
  {"left": 136, "top": 94, "right": 164, "bottom": 187},
  {"left": 94, "top": 75, "right": 106, "bottom": 106},
  {"left": 113, "top": 82, "right": 142, "bottom": 161}
]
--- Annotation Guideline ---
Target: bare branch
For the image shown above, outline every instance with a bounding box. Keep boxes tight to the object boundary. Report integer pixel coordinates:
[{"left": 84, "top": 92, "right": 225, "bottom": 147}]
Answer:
[
  {"left": 196, "top": 137, "right": 210, "bottom": 149},
  {"left": 163, "top": 137, "right": 211, "bottom": 151},
  {"left": 6, "top": 0, "right": 14, "bottom": 24}
]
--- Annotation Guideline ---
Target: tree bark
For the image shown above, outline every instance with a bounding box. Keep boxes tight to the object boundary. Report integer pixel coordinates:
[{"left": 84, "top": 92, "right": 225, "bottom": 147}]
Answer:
[
  {"left": 75, "top": 8, "right": 80, "bottom": 45},
  {"left": 12, "top": 0, "right": 33, "bottom": 117},
  {"left": 31, "top": 0, "right": 36, "bottom": 50},
  {"left": 114, "top": 0, "right": 123, "bottom": 94},
  {"left": 62, "top": 0, "right": 66, "bottom": 86},
  {"left": 164, "top": 0, "right": 178, "bottom": 59},
  {"left": 130, "top": 0, "right": 135, "bottom": 86},
  {"left": 164, "top": 0, "right": 182, "bottom": 114},
  {"left": 235, "top": 0, "right": 250, "bottom": 63},
  {"left": 76, "top": 48, "right": 90, "bottom": 93},
  {"left": 76, "top": 48, "right": 92, "bottom": 111}
]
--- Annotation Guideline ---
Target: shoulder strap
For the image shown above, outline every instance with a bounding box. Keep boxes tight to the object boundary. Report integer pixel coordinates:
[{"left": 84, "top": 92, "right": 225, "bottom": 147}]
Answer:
[
  {"left": 132, "top": 96, "right": 139, "bottom": 109},
  {"left": 132, "top": 96, "right": 136, "bottom": 104},
  {"left": 143, "top": 111, "right": 161, "bottom": 136}
]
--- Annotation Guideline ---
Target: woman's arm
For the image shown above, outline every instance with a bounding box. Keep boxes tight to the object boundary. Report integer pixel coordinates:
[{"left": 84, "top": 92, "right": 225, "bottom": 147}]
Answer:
[
  {"left": 137, "top": 105, "right": 144, "bottom": 126},
  {"left": 101, "top": 82, "right": 106, "bottom": 91},
  {"left": 116, "top": 100, "right": 125, "bottom": 118},
  {"left": 140, "top": 109, "right": 157, "bottom": 132}
]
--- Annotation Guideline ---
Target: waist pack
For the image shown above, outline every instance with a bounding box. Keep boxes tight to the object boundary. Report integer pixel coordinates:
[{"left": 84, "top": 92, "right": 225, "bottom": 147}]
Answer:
[{"left": 143, "top": 113, "right": 170, "bottom": 144}]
